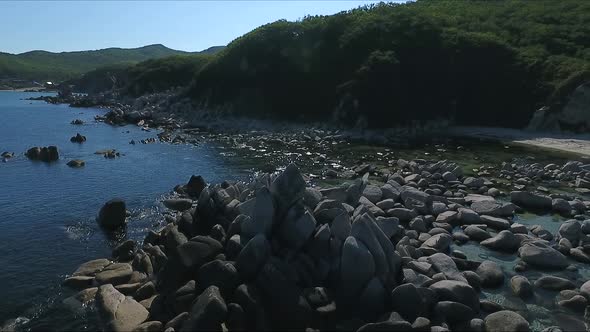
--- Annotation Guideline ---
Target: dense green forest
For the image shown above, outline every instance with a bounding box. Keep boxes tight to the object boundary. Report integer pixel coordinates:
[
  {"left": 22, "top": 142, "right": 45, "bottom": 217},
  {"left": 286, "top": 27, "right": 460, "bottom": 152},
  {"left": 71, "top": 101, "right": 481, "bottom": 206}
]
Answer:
[
  {"left": 0, "top": 44, "right": 221, "bottom": 82},
  {"left": 70, "top": 0, "right": 590, "bottom": 128},
  {"left": 183, "top": 0, "right": 588, "bottom": 128},
  {"left": 68, "top": 55, "right": 213, "bottom": 96}
]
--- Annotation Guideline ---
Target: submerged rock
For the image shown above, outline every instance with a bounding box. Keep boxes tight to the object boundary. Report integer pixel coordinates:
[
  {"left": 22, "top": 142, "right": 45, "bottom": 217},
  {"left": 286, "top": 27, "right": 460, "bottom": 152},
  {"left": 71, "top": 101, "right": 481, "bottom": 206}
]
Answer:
[{"left": 67, "top": 159, "right": 85, "bottom": 168}]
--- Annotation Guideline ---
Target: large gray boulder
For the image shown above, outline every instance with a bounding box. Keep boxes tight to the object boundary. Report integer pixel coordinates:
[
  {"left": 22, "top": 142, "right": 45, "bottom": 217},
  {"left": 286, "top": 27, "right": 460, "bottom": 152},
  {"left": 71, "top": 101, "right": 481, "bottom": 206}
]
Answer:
[
  {"left": 484, "top": 310, "right": 529, "bottom": 332},
  {"left": 471, "top": 200, "right": 515, "bottom": 217},
  {"left": 481, "top": 215, "right": 510, "bottom": 230},
  {"left": 510, "top": 191, "right": 552, "bottom": 210},
  {"left": 95, "top": 263, "right": 132, "bottom": 285},
  {"left": 426, "top": 253, "right": 467, "bottom": 283},
  {"left": 475, "top": 261, "right": 504, "bottom": 288},
  {"left": 421, "top": 233, "right": 452, "bottom": 252},
  {"left": 97, "top": 199, "right": 127, "bottom": 229},
  {"left": 270, "top": 163, "right": 306, "bottom": 218},
  {"left": 518, "top": 241, "right": 568, "bottom": 270},
  {"left": 557, "top": 220, "right": 581, "bottom": 246},
  {"left": 180, "top": 286, "right": 227, "bottom": 331},
  {"left": 481, "top": 230, "right": 521, "bottom": 252},
  {"left": 177, "top": 236, "right": 222, "bottom": 269},
  {"left": 457, "top": 208, "right": 481, "bottom": 225},
  {"left": 236, "top": 234, "right": 270, "bottom": 280},
  {"left": 277, "top": 203, "right": 316, "bottom": 251},
  {"left": 340, "top": 236, "right": 375, "bottom": 299},
  {"left": 241, "top": 188, "right": 275, "bottom": 241},
  {"left": 96, "top": 284, "right": 148, "bottom": 332},
  {"left": 510, "top": 275, "right": 533, "bottom": 298},
  {"left": 429, "top": 280, "right": 479, "bottom": 310},
  {"left": 390, "top": 283, "right": 433, "bottom": 321},
  {"left": 464, "top": 225, "right": 491, "bottom": 241},
  {"left": 363, "top": 185, "right": 383, "bottom": 204},
  {"left": 163, "top": 198, "right": 193, "bottom": 211},
  {"left": 534, "top": 276, "right": 575, "bottom": 291}
]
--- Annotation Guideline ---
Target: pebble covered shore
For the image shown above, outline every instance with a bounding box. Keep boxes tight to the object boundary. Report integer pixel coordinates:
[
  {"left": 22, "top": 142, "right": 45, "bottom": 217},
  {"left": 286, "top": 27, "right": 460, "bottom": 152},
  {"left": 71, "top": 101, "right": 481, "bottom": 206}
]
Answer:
[{"left": 61, "top": 155, "right": 590, "bottom": 332}]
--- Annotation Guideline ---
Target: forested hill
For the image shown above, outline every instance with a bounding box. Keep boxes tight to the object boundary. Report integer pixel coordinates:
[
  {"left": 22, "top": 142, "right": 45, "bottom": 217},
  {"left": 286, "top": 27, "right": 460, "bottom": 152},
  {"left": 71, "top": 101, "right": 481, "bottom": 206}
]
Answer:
[
  {"left": 0, "top": 44, "right": 219, "bottom": 82},
  {"left": 185, "top": 0, "right": 589, "bottom": 128},
  {"left": 65, "top": 0, "right": 589, "bottom": 129}
]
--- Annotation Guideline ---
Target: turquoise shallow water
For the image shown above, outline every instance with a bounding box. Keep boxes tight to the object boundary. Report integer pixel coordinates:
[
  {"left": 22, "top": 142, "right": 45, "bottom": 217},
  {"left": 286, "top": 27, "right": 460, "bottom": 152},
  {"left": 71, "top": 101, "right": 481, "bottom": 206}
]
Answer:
[{"left": 0, "top": 92, "right": 250, "bottom": 330}]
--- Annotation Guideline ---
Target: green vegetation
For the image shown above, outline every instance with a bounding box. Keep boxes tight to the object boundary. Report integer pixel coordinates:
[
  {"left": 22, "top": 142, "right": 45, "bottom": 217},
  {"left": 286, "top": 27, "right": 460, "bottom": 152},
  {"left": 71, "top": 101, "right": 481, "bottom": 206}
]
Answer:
[
  {"left": 67, "top": 54, "right": 213, "bottom": 96},
  {"left": 0, "top": 44, "right": 195, "bottom": 82},
  {"left": 182, "top": 0, "right": 589, "bottom": 128}
]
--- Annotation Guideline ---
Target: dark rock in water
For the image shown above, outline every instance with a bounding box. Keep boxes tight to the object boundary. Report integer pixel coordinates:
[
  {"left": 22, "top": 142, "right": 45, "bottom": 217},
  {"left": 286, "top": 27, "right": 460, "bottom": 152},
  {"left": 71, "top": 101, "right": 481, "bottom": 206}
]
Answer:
[
  {"left": 434, "top": 301, "right": 475, "bottom": 324},
  {"left": 71, "top": 119, "right": 84, "bottom": 125},
  {"left": 475, "top": 261, "right": 504, "bottom": 288},
  {"left": 510, "top": 276, "right": 533, "bottom": 298},
  {"left": 96, "top": 284, "right": 149, "bottom": 332},
  {"left": 162, "top": 198, "right": 193, "bottom": 211},
  {"left": 180, "top": 286, "right": 227, "bottom": 331},
  {"left": 518, "top": 241, "right": 568, "bottom": 270},
  {"left": 1, "top": 151, "right": 14, "bottom": 159},
  {"left": 97, "top": 198, "right": 127, "bottom": 229},
  {"left": 66, "top": 159, "right": 85, "bottom": 168},
  {"left": 112, "top": 239, "right": 136, "bottom": 261},
  {"left": 70, "top": 133, "right": 87, "bottom": 143},
  {"left": 480, "top": 230, "right": 520, "bottom": 252},
  {"left": 510, "top": 191, "right": 552, "bottom": 210},
  {"left": 534, "top": 276, "right": 575, "bottom": 291},
  {"left": 484, "top": 310, "right": 529, "bottom": 332},
  {"left": 26, "top": 146, "right": 59, "bottom": 162},
  {"left": 186, "top": 175, "right": 207, "bottom": 198}
]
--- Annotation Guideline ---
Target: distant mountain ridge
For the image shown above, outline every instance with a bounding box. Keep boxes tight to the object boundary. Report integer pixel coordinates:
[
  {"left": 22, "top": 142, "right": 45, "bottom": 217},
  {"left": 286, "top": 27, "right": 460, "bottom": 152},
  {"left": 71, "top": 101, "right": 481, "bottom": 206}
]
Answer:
[{"left": 0, "top": 44, "right": 224, "bottom": 82}]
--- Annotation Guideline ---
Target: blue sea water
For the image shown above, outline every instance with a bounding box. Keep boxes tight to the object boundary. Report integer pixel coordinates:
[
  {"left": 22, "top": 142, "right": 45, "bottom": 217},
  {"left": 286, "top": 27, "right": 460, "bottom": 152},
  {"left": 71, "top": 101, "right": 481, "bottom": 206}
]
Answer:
[{"left": 0, "top": 92, "right": 248, "bottom": 330}]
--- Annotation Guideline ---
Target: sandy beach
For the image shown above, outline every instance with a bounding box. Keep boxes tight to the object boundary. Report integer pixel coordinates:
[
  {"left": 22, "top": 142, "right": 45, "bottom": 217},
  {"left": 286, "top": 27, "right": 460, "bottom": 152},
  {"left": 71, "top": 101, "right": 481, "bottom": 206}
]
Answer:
[{"left": 449, "top": 126, "right": 590, "bottom": 158}]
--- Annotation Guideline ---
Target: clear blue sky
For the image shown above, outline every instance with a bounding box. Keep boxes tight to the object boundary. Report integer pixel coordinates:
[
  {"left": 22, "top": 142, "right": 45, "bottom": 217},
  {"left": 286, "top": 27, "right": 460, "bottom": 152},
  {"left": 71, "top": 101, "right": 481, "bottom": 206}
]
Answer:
[{"left": 0, "top": 1, "right": 385, "bottom": 54}]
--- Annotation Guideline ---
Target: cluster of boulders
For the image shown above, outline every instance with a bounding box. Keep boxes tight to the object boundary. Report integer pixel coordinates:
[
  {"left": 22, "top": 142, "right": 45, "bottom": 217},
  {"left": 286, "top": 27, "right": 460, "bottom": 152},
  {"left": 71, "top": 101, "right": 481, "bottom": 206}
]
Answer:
[
  {"left": 25, "top": 146, "right": 59, "bottom": 162},
  {"left": 95, "top": 149, "right": 121, "bottom": 159},
  {"left": 70, "top": 133, "right": 87, "bottom": 143},
  {"left": 498, "top": 159, "right": 590, "bottom": 194},
  {"left": 61, "top": 162, "right": 590, "bottom": 331}
]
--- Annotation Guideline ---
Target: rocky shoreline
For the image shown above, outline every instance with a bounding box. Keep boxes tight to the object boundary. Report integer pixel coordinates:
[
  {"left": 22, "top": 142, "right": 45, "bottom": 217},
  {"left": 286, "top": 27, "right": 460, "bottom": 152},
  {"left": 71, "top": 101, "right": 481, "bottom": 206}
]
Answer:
[{"left": 59, "top": 157, "right": 590, "bottom": 331}]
